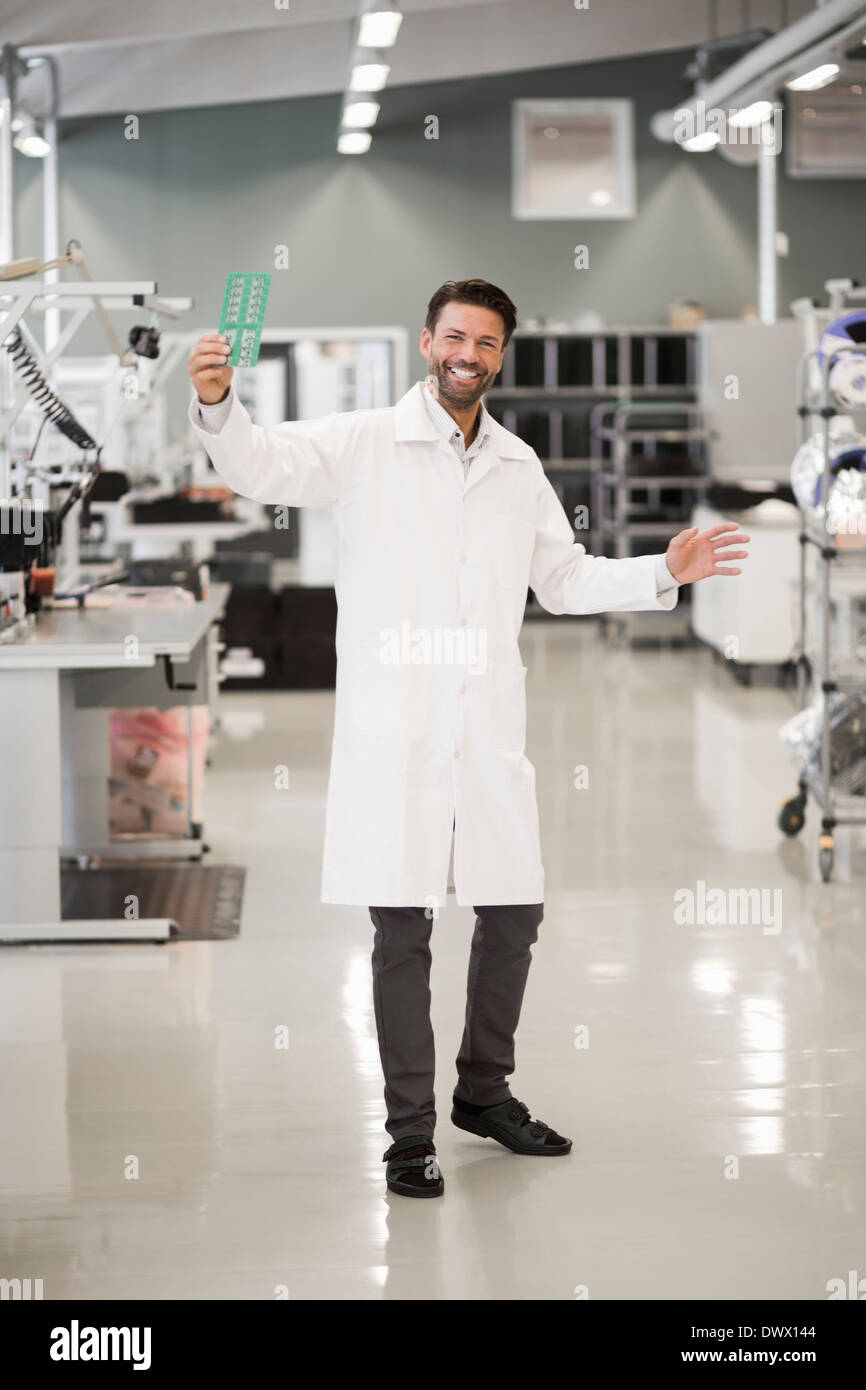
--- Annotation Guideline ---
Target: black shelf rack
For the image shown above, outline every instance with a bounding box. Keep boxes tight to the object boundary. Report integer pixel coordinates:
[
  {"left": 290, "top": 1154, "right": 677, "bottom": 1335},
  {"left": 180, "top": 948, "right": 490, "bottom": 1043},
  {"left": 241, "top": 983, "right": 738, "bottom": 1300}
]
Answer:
[{"left": 484, "top": 327, "right": 701, "bottom": 623}]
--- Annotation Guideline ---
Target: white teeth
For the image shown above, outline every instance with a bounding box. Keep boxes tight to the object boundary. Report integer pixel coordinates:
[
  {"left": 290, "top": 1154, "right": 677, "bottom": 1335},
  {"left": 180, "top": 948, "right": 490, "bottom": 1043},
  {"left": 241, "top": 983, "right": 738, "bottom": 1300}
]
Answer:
[{"left": 450, "top": 367, "right": 478, "bottom": 378}]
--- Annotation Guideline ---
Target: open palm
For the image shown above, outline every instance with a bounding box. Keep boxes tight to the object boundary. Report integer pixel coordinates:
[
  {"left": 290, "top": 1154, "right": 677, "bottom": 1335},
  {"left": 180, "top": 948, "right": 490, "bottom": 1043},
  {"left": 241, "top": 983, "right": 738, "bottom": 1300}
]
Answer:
[{"left": 666, "top": 522, "right": 750, "bottom": 584}]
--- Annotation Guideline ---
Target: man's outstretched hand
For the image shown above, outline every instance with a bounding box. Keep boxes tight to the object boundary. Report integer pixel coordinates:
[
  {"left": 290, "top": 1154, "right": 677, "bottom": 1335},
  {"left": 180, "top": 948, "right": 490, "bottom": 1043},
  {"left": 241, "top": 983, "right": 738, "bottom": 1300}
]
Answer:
[{"left": 666, "top": 522, "right": 751, "bottom": 584}]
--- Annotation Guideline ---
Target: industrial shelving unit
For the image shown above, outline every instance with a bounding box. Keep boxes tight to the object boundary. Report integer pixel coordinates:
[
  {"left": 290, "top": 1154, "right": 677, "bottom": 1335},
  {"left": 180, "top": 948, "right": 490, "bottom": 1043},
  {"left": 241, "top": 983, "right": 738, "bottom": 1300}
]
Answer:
[
  {"left": 778, "top": 339, "right": 866, "bottom": 883},
  {"left": 484, "top": 326, "right": 700, "bottom": 621},
  {"left": 589, "top": 400, "right": 710, "bottom": 643}
]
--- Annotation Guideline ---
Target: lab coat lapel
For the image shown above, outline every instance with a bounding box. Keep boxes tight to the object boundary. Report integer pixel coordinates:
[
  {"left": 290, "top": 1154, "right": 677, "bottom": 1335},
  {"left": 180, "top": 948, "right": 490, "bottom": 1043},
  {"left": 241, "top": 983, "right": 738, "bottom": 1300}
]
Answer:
[
  {"left": 466, "top": 407, "right": 536, "bottom": 494},
  {"left": 393, "top": 381, "right": 445, "bottom": 444},
  {"left": 392, "top": 382, "right": 535, "bottom": 494},
  {"left": 462, "top": 438, "right": 498, "bottom": 495}
]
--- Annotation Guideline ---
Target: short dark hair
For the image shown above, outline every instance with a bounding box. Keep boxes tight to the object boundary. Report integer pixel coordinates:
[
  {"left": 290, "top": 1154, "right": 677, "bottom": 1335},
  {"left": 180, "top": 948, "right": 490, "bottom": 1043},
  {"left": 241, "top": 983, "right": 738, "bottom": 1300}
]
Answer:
[{"left": 425, "top": 279, "right": 517, "bottom": 349}]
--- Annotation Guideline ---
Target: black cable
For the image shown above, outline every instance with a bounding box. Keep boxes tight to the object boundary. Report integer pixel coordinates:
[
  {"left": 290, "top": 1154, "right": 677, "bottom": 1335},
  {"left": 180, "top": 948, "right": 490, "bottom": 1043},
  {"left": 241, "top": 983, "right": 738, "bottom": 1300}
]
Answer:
[
  {"left": 53, "top": 569, "right": 130, "bottom": 601},
  {"left": 26, "top": 412, "right": 47, "bottom": 464},
  {"left": 3, "top": 327, "right": 98, "bottom": 451},
  {"left": 54, "top": 450, "right": 104, "bottom": 526}
]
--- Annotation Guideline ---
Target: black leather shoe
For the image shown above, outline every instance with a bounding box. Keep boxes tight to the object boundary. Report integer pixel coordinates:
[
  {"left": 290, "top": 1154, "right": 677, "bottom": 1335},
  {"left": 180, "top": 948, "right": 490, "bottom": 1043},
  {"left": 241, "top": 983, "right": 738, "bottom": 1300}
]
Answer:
[
  {"left": 383, "top": 1134, "right": 444, "bottom": 1198},
  {"left": 451, "top": 1097, "right": 572, "bottom": 1155}
]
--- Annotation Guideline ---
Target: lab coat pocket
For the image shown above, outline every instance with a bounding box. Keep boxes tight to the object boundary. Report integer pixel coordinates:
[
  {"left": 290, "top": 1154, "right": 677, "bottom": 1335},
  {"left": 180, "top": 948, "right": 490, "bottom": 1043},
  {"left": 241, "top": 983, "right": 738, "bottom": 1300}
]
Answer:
[
  {"left": 490, "top": 513, "right": 536, "bottom": 592},
  {"left": 475, "top": 660, "right": 528, "bottom": 753}
]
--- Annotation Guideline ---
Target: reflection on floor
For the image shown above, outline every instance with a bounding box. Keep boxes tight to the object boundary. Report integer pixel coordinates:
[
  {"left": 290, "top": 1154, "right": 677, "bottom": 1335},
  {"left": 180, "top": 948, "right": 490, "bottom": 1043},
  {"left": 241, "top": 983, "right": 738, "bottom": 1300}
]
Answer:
[{"left": 1, "top": 621, "right": 864, "bottom": 1300}]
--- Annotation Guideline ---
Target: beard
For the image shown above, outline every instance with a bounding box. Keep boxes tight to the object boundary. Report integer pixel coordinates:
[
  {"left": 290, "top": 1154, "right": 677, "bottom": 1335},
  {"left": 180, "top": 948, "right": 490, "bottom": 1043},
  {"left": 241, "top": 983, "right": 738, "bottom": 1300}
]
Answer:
[{"left": 427, "top": 355, "right": 497, "bottom": 409}]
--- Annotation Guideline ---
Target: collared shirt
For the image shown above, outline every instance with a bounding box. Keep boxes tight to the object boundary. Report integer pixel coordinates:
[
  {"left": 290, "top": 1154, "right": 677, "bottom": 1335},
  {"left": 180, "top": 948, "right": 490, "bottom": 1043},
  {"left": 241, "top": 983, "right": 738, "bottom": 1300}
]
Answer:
[{"left": 421, "top": 376, "right": 490, "bottom": 480}]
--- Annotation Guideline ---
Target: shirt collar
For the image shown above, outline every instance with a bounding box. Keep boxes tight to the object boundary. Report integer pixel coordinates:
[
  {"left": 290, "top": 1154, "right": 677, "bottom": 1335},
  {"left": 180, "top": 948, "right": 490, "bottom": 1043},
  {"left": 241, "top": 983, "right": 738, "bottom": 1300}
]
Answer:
[
  {"left": 393, "top": 381, "right": 535, "bottom": 459},
  {"left": 422, "top": 376, "right": 489, "bottom": 451}
]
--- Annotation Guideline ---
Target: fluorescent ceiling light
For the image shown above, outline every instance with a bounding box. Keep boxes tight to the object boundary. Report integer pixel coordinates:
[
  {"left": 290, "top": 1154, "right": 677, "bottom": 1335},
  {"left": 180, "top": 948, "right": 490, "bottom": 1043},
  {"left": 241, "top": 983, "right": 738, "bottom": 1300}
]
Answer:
[
  {"left": 350, "top": 62, "right": 390, "bottom": 91},
  {"left": 13, "top": 117, "right": 51, "bottom": 157},
  {"left": 16, "top": 134, "right": 51, "bottom": 157},
  {"left": 359, "top": 8, "right": 403, "bottom": 48},
  {"left": 342, "top": 100, "right": 380, "bottom": 128},
  {"left": 729, "top": 100, "right": 774, "bottom": 128},
  {"left": 786, "top": 62, "right": 840, "bottom": 91},
  {"left": 338, "top": 131, "right": 372, "bottom": 154},
  {"left": 681, "top": 130, "right": 720, "bottom": 152}
]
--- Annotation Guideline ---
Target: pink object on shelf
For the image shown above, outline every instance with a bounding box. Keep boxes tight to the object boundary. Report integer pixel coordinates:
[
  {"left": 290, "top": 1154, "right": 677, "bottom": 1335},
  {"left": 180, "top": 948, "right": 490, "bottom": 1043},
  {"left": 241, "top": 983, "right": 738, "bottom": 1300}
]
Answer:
[{"left": 108, "top": 706, "right": 209, "bottom": 839}]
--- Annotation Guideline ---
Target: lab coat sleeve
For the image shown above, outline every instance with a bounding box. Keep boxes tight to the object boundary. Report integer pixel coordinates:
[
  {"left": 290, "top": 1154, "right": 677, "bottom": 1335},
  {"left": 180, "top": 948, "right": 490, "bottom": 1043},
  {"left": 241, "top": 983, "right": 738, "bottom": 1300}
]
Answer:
[
  {"left": 529, "top": 466, "right": 680, "bottom": 615},
  {"left": 187, "top": 386, "right": 352, "bottom": 506},
  {"left": 654, "top": 552, "right": 681, "bottom": 594}
]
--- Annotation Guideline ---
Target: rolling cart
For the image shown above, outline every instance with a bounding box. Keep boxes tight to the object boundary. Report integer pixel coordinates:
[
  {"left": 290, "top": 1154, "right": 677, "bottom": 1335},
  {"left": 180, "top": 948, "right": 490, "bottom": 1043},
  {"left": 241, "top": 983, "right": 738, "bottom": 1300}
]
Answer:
[{"left": 778, "top": 292, "right": 866, "bottom": 882}]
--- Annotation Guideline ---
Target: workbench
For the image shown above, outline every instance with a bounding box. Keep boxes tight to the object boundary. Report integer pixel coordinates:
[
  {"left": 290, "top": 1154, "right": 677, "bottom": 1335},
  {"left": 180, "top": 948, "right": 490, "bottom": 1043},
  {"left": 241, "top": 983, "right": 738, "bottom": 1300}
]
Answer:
[{"left": 0, "top": 583, "right": 230, "bottom": 942}]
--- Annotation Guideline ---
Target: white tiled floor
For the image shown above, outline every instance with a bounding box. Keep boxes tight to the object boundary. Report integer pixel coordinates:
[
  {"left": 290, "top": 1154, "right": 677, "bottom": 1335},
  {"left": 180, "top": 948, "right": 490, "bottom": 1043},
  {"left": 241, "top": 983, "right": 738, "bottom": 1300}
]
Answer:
[{"left": 2, "top": 621, "right": 865, "bottom": 1300}]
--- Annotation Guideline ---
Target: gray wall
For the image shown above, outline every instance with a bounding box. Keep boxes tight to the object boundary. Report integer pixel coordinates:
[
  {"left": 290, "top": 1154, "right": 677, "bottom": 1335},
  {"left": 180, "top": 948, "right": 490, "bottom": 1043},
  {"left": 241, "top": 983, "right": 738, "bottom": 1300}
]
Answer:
[{"left": 15, "top": 47, "right": 866, "bottom": 428}]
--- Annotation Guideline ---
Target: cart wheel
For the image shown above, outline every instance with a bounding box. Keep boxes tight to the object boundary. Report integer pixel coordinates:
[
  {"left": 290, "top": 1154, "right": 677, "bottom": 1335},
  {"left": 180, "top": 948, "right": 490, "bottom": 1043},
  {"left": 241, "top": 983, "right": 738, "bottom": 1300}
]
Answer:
[
  {"left": 777, "top": 796, "right": 806, "bottom": 837},
  {"left": 818, "top": 835, "right": 835, "bottom": 883},
  {"left": 732, "top": 662, "right": 753, "bottom": 686}
]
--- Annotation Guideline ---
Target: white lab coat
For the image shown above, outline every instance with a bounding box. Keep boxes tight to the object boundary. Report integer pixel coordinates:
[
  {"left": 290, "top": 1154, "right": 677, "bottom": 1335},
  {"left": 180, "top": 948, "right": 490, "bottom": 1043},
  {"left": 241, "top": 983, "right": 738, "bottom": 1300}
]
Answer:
[{"left": 188, "top": 381, "right": 678, "bottom": 907}]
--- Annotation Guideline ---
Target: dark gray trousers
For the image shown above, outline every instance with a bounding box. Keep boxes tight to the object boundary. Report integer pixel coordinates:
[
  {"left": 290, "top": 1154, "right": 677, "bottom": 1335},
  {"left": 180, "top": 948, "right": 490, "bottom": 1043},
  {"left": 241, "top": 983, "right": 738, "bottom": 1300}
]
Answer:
[{"left": 369, "top": 902, "right": 544, "bottom": 1142}]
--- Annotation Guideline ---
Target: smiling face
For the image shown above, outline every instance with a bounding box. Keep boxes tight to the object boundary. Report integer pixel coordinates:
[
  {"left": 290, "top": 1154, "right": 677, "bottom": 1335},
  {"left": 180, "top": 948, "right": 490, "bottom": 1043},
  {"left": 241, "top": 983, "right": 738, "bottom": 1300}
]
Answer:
[{"left": 419, "top": 301, "right": 507, "bottom": 410}]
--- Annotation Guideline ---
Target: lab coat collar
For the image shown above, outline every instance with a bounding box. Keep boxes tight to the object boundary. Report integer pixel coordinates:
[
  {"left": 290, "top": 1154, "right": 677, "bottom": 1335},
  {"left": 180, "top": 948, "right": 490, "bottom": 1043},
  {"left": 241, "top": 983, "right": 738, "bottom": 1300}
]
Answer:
[{"left": 393, "top": 380, "right": 535, "bottom": 461}]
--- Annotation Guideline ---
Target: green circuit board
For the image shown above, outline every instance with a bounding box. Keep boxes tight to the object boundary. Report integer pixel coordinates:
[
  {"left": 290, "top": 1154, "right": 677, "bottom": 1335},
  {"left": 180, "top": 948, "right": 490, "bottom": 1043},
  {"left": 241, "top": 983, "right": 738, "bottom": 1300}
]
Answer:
[{"left": 218, "top": 272, "right": 272, "bottom": 367}]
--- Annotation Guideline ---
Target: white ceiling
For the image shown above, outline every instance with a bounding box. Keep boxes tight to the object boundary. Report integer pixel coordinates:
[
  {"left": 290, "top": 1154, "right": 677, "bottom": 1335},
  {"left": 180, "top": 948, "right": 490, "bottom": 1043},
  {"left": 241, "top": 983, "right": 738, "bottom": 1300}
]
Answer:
[{"left": 5, "top": 0, "right": 817, "bottom": 121}]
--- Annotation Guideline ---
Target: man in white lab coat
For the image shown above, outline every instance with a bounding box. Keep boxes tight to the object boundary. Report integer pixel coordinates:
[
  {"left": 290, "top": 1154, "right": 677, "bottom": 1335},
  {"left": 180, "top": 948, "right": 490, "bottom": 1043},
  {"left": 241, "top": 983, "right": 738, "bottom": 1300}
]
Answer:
[{"left": 188, "top": 279, "right": 749, "bottom": 1198}]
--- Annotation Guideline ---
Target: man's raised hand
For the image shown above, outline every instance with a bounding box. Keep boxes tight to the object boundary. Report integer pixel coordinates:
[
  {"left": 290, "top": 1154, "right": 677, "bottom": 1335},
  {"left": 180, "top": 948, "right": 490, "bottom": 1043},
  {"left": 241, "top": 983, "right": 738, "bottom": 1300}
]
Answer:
[
  {"left": 665, "top": 522, "right": 751, "bottom": 584},
  {"left": 189, "top": 333, "right": 233, "bottom": 405}
]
